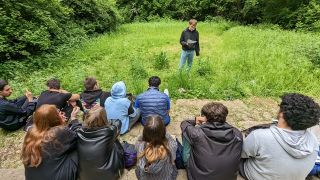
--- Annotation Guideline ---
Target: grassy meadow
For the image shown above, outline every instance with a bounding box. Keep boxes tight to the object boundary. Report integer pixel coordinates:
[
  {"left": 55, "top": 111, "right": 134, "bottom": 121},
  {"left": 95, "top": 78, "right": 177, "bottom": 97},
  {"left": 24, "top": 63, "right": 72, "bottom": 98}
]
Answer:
[{"left": 6, "top": 20, "right": 320, "bottom": 99}]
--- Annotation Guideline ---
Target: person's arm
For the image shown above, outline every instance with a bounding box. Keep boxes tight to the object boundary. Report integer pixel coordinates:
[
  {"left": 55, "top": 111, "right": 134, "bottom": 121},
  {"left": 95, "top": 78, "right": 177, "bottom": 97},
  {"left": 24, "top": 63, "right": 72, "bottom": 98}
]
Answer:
[
  {"left": 69, "top": 94, "right": 80, "bottom": 101},
  {"left": 180, "top": 31, "right": 187, "bottom": 46},
  {"left": 195, "top": 31, "right": 200, "bottom": 56},
  {"left": 180, "top": 120, "right": 201, "bottom": 145},
  {"left": 241, "top": 131, "right": 259, "bottom": 158},
  {"left": 166, "top": 96, "right": 170, "bottom": 115},
  {"left": 1, "top": 101, "right": 36, "bottom": 116},
  {"left": 134, "top": 97, "right": 140, "bottom": 109},
  {"left": 60, "top": 89, "right": 80, "bottom": 101},
  {"left": 110, "top": 119, "right": 122, "bottom": 138}
]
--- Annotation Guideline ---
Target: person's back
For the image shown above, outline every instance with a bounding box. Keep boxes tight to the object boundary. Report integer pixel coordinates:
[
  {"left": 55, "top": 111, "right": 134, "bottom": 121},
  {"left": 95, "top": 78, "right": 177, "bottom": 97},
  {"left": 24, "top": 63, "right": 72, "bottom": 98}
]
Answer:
[
  {"left": 77, "top": 107, "right": 124, "bottom": 180},
  {"left": 243, "top": 126, "right": 317, "bottom": 180},
  {"left": 135, "top": 76, "right": 170, "bottom": 125},
  {"left": 181, "top": 102, "right": 243, "bottom": 180},
  {"left": 241, "top": 93, "right": 320, "bottom": 180},
  {"left": 135, "top": 115, "right": 177, "bottom": 180},
  {"left": 36, "top": 79, "right": 80, "bottom": 110},
  {"left": 80, "top": 77, "right": 110, "bottom": 112},
  {"left": 105, "top": 81, "right": 138, "bottom": 134},
  {"left": 22, "top": 105, "right": 79, "bottom": 180}
]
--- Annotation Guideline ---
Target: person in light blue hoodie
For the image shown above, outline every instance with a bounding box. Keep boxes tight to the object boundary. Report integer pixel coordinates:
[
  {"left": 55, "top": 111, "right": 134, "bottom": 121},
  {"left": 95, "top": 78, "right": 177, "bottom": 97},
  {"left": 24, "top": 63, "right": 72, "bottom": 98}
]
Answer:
[{"left": 105, "top": 81, "right": 140, "bottom": 134}]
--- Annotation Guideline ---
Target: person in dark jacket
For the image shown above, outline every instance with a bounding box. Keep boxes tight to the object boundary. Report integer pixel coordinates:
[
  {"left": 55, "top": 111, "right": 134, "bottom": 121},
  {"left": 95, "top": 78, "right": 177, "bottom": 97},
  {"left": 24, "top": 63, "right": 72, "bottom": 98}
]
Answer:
[
  {"left": 0, "top": 79, "right": 36, "bottom": 130},
  {"left": 134, "top": 76, "right": 170, "bottom": 125},
  {"left": 77, "top": 106, "right": 124, "bottom": 180},
  {"left": 36, "top": 78, "right": 80, "bottom": 110},
  {"left": 22, "top": 104, "right": 80, "bottom": 180},
  {"left": 80, "top": 77, "right": 110, "bottom": 113},
  {"left": 179, "top": 19, "right": 200, "bottom": 73},
  {"left": 181, "top": 102, "right": 243, "bottom": 180}
]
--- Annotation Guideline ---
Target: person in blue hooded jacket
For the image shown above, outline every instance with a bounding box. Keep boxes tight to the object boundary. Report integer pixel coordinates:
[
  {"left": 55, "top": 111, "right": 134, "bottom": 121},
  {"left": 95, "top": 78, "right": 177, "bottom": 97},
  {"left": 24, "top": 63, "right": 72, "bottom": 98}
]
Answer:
[{"left": 104, "top": 81, "right": 140, "bottom": 134}]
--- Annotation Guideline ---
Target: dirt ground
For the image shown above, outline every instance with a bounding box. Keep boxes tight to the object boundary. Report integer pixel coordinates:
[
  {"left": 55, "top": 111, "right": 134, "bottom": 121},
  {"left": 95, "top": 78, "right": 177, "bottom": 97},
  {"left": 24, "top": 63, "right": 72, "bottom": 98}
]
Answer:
[{"left": 0, "top": 97, "right": 300, "bottom": 180}]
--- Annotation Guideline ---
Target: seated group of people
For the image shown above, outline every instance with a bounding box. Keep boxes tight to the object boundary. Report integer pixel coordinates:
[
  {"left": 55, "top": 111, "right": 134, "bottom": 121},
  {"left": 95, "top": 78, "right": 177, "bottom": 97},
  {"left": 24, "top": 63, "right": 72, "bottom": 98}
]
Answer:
[{"left": 0, "top": 77, "right": 320, "bottom": 180}]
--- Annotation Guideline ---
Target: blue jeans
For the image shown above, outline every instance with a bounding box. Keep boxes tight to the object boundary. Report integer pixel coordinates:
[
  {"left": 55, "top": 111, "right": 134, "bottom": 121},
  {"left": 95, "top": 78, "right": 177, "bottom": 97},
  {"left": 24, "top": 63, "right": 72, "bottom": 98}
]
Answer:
[{"left": 179, "top": 50, "right": 195, "bottom": 72}]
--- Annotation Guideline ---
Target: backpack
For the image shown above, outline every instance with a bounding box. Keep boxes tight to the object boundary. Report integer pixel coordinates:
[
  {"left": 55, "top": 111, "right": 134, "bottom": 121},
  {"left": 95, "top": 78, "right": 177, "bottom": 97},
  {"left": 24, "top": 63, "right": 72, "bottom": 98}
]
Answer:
[
  {"left": 175, "top": 138, "right": 185, "bottom": 169},
  {"left": 122, "top": 141, "right": 137, "bottom": 169}
]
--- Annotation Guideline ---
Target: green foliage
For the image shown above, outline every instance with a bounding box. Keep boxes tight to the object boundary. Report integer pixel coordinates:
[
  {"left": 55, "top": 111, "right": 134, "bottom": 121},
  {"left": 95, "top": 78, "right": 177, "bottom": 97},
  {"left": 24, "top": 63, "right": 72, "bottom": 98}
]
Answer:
[
  {"left": 196, "top": 58, "right": 212, "bottom": 77},
  {"left": 116, "top": 0, "right": 320, "bottom": 32},
  {"left": 154, "top": 51, "right": 169, "bottom": 70},
  {"left": 0, "top": 0, "right": 120, "bottom": 61},
  {"left": 130, "top": 59, "right": 148, "bottom": 79},
  {"left": 62, "top": 0, "right": 121, "bottom": 34},
  {"left": 4, "top": 21, "right": 320, "bottom": 100}
]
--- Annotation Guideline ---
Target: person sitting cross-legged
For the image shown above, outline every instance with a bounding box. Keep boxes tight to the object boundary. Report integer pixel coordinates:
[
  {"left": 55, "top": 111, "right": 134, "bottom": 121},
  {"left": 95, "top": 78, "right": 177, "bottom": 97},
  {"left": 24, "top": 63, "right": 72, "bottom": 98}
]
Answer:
[
  {"left": 181, "top": 102, "right": 243, "bottom": 180},
  {"left": 105, "top": 81, "right": 140, "bottom": 135},
  {"left": 134, "top": 76, "right": 170, "bottom": 126},
  {"left": 0, "top": 79, "right": 36, "bottom": 131},
  {"left": 77, "top": 106, "right": 124, "bottom": 180},
  {"left": 240, "top": 93, "right": 320, "bottom": 180},
  {"left": 36, "top": 78, "right": 80, "bottom": 111},
  {"left": 22, "top": 104, "right": 80, "bottom": 180},
  {"left": 135, "top": 115, "right": 177, "bottom": 180},
  {"left": 80, "top": 77, "right": 111, "bottom": 113}
]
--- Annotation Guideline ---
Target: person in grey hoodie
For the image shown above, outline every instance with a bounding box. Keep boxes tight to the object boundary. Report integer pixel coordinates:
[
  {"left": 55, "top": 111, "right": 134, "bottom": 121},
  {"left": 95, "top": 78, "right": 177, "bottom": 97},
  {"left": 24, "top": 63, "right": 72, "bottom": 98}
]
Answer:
[
  {"left": 135, "top": 115, "right": 177, "bottom": 180},
  {"left": 240, "top": 93, "right": 320, "bottom": 180}
]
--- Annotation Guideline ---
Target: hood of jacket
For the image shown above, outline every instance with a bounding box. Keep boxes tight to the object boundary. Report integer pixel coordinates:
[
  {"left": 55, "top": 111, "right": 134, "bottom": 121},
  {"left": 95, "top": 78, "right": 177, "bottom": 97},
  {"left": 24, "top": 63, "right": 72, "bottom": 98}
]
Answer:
[
  {"left": 270, "top": 126, "right": 318, "bottom": 159},
  {"left": 111, "top": 81, "right": 126, "bottom": 99},
  {"left": 201, "top": 122, "right": 241, "bottom": 143},
  {"left": 81, "top": 89, "right": 103, "bottom": 104}
]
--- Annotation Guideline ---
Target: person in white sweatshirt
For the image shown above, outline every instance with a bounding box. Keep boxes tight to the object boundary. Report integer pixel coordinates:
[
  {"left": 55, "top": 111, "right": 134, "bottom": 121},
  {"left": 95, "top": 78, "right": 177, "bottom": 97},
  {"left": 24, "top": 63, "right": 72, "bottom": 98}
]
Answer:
[{"left": 240, "top": 93, "right": 320, "bottom": 180}]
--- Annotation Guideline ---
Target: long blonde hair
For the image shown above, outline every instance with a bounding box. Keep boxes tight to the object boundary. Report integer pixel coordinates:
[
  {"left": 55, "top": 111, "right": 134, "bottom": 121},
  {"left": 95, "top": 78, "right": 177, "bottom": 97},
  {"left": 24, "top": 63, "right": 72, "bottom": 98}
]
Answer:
[
  {"left": 138, "top": 115, "right": 171, "bottom": 164},
  {"left": 21, "top": 105, "right": 63, "bottom": 167}
]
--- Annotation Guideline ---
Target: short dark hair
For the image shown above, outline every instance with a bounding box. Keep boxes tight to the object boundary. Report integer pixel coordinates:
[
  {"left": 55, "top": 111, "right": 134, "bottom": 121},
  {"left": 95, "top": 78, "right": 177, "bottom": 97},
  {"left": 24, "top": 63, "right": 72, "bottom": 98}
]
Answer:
[
  {"left": 0, "top": 79, "right": 8, "bottom": 91},
  {"left": 280, "top": 93, "right": 320, "bottom": 130},
  {"left": 46, "top": 78, "right": 60, "bottom": 89},
  {"left": 84, "top": 77, "right": 97, "bottom": 91},
  {"left": 201, "top": 102, "right": 228, "bottom": 123},
  {"left": 189, "top": 19, "right": 197, "bottom": 25},
  {"left": 148, "top": 76, "right": 161, "bottom": 87}
]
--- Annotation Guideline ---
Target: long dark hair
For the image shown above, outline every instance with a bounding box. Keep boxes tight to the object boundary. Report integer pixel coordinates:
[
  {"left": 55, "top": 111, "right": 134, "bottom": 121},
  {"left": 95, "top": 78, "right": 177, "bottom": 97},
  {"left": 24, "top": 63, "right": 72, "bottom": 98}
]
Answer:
[{"left": 138, "top": 115, "right": 171, "bottom": 164}]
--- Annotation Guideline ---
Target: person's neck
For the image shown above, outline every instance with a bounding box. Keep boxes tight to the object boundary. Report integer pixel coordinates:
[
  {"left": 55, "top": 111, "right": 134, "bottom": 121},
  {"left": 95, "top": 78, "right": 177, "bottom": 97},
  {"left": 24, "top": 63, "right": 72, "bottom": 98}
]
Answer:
[
  {"left": 148, "top": 86, "right": 159, "bottom": 90},
  {"left": 277, "top": 117, "right": 292, "bottom": 130},
  {"left": 48, "top": 88, "right": 60, "bottom": 92},
  {"left": 0, "top": 95, "right": 4, "bottom": 99}
]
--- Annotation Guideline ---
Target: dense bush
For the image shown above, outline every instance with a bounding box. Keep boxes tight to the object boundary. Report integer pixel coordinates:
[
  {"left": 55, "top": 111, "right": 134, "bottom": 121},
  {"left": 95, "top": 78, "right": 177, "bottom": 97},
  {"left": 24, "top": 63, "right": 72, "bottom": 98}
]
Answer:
[
  {"left": 0, "top": 0, "right": 120, "bottom": 61},
  {"left": 62, "top": 0, "right": 121, "bottom": 34},
  {"left": 116, "top": 0, "right": 320, "bottom": 32}
]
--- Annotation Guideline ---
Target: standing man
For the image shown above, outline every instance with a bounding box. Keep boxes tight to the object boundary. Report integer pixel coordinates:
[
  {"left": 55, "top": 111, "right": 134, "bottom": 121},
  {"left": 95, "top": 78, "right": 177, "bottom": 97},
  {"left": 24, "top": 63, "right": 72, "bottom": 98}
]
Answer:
[{"left": 179, "top": 19, "right": 200, "bottom": 73}]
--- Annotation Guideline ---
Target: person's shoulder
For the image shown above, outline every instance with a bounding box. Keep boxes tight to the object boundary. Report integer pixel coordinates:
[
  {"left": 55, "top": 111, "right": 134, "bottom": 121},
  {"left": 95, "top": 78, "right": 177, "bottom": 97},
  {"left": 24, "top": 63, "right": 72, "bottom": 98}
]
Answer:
[{"left": 249, "top": 127, "right": 273, "bottom": 140}]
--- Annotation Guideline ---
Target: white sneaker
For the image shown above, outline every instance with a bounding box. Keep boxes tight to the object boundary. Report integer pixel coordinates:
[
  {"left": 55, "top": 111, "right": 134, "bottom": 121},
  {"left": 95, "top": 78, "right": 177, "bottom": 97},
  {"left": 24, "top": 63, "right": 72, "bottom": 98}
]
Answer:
[{"left": 164, "top": 89, "right": 169, "bottom": 97}]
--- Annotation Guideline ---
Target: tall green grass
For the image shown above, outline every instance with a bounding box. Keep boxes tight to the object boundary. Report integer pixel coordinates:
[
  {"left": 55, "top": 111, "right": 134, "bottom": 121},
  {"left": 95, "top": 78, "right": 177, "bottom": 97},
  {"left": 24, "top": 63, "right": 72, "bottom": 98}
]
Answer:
[{"left": 5, "top": 20, "right": 320, "bottom": 99}]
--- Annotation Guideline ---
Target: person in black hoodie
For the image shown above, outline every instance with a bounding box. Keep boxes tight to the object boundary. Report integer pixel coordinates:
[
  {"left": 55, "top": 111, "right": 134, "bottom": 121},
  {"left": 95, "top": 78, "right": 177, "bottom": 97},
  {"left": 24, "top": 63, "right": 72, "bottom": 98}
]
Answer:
[
  {"left": 180, "top": 102, "right": 243, "bottom": 180},
  {"left": 22, "top": 104, "right": 80, "bottom": 180},
  {"left": 80, "top": 77, "right": 110, "bottom": 113},
  {"left": 77, "top": 106, "right": 124, "bottom": 180},
  {"left": 178, "top": 19, "right": 200, "bottom": 73},
  {"left": 0, "top": 79, "right": 36, "bottom": 131}
]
